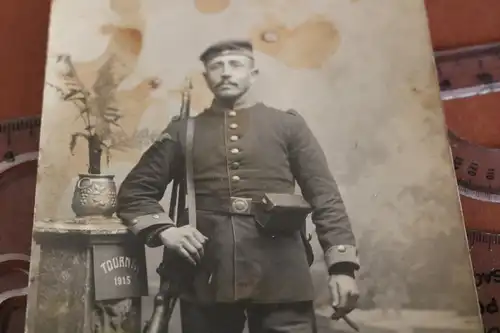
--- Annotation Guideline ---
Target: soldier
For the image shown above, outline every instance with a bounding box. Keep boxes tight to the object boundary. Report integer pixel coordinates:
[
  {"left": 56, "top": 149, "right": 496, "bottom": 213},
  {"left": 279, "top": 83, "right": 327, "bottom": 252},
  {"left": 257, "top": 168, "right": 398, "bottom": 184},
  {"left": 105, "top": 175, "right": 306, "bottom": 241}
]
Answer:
[{"left": 116, "top": 39, "right": 360, "bottom": 333}]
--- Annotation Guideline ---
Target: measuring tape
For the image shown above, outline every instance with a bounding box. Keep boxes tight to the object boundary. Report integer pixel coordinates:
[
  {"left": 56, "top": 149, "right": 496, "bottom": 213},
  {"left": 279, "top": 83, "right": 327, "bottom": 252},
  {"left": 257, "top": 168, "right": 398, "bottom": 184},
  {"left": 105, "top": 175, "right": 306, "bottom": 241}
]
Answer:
[
  {"left": 435, "top": 42, "right": 500, "bottom": 101},
  {"left": 0, "top": 116, "right": 40, "bottom": 333},
  {"left": 448, "top": 130, "right": 500, "bottom": 203},
  {"left": 434, "top": 42, "right": 500, "bottom": 203},
  {"left": 438, "top": 41, "right": 500, "bottom": 332},
  {"left": 468, "top": 230, "right": 500, "bottom": 333},
  {"left": 0, "top": 116, "right": 41, "bottom": 161},
  {"left": 0, "top": 116, "right": 41, "bottom": 255}
]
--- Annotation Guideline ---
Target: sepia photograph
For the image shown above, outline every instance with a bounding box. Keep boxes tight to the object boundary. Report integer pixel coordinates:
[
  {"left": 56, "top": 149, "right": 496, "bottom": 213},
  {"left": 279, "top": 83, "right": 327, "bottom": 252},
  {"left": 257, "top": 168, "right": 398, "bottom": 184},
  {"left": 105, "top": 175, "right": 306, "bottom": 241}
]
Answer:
[{"left": 27, "top": 1, "right": 483, "bottom": 332}]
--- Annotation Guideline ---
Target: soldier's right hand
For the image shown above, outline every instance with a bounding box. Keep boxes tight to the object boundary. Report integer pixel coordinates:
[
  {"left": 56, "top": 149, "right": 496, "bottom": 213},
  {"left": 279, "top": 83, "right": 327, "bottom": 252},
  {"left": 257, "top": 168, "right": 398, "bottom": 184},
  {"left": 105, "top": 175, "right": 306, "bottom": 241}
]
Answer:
[{"left": 159, "top": 226, "right": 208, "bottom": 265}]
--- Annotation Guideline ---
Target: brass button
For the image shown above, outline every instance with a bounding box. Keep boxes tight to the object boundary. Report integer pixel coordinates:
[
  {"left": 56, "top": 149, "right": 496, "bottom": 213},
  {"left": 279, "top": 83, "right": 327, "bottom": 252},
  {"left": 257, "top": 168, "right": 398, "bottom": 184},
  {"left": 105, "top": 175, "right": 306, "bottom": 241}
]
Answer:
[
  {"left": 232, "top": 175, "right": 240, "bottom": 181},
  {"left": 152, "top": 214, "right": 160, "bottom": 219},
  {"left": 230, "top": 162, "right": 240, "bottom": 169},
  {"left": 228, "top": 111, "right": 237, "bottom": 117},
  {"left": 230, "top": 135, "right": 239, "bottom": 141},
  {"left": 229, "top": 123, "right": 238, "bottom": 129},
  {"left": 337, "top": 245, "right": 346, "bottom": 253},
  {"left": 230, "top": 148, "right": 240, "bottom": 154}
]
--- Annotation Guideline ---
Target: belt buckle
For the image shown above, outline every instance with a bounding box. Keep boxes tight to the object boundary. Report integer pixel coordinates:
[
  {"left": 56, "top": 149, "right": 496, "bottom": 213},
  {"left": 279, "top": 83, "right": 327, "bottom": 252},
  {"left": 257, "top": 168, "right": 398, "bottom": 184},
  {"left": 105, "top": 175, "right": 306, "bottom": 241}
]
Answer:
[{"left": 230, "top": 197, "right": 252, "bottom": 214}]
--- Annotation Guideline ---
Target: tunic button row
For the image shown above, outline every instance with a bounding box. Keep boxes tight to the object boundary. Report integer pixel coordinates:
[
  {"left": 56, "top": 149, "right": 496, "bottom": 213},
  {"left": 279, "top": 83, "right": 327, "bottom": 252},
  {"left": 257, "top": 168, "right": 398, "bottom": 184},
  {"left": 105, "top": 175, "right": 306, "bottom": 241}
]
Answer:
[{"left": 227, "top": 111, "right": 240, "bottom": 182}]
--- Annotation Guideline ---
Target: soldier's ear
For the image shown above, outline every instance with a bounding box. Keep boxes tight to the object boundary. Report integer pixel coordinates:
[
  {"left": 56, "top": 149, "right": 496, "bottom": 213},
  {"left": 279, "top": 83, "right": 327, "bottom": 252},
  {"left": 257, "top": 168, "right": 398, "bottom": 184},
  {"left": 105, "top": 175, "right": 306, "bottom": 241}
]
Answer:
[
  {"left": 250, "top": 68, "right": 259, "bottom": 83},
  {"left": 202, "top": 71, "right": 209, "bottom": 85}
]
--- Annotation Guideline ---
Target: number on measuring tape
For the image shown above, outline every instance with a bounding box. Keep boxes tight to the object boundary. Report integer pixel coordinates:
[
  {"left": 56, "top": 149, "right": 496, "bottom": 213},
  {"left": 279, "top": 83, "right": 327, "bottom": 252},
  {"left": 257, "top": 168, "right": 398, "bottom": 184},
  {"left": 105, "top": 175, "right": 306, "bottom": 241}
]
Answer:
[{"left": 468, "top": 230, "right": 500, "bottom": 332}]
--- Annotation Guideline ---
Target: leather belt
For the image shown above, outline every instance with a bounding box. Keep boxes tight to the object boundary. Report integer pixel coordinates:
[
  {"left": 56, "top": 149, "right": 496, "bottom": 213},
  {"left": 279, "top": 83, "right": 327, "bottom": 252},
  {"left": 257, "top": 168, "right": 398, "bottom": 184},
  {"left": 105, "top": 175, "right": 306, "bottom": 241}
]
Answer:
[{"left": 196, "top": 196, "right": 262, "bottom": 215}]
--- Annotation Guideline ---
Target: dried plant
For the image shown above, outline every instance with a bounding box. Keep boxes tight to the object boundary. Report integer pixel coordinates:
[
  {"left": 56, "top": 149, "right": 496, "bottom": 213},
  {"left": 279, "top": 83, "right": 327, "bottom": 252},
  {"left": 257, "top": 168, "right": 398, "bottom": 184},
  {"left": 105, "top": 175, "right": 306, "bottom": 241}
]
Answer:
[{"left": 47, "top": 54, "right": 135, "bottom": 174}]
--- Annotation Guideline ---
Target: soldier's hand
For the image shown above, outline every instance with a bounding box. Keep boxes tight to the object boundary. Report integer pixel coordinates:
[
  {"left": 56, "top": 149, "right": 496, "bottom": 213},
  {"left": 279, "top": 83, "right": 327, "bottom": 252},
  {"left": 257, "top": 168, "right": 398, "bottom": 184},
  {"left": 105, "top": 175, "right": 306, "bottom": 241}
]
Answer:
[
  {"left": 328, "top": 274, "right": 359, "bottom": 320},
  {"left": 159, "top": 226, "right": 208, "bottom": 265}
]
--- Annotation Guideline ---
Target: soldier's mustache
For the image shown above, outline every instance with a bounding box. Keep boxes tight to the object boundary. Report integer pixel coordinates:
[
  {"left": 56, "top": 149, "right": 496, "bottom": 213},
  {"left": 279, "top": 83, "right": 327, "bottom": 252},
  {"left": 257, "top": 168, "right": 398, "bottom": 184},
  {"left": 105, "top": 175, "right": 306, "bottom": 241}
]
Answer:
[{"left": 216, "top": 81, "right": 237, "bottom": 88}]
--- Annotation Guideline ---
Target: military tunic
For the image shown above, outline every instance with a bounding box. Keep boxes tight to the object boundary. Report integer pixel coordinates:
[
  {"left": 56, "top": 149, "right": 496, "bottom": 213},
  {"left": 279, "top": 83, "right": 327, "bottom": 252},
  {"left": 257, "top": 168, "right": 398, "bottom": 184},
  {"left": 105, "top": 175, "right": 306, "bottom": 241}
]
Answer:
[{"left": 116, "top": 101, "right": 359, "bottom": 304}]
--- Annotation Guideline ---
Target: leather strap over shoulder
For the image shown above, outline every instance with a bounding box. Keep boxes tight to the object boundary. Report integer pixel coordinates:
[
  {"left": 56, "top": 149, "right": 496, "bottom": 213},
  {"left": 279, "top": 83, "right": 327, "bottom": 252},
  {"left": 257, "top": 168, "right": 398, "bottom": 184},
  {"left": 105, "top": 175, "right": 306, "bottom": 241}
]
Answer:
[{"left": 185, "top": 117, "right": 197, "bottom": 229}]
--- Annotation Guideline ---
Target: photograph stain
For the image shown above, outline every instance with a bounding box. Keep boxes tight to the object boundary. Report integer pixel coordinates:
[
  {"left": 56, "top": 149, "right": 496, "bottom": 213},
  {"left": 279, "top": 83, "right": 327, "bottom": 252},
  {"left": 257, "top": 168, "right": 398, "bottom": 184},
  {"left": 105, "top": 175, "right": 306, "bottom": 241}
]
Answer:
[
  {"left": 100, "top": 26, "right": 143, "bottom": 56},
  {"left": 194, "top": 0, "right": 231, "bottom": 14},
  {"left": 250, "top": 15, "right": 340, "bottom": 69}
]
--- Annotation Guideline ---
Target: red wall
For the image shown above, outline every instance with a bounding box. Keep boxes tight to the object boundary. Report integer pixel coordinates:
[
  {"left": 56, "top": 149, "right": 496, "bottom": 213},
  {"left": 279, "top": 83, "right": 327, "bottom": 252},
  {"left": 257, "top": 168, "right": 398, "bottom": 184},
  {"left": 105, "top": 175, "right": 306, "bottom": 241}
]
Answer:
[
  {"left": 425, "top": 0, "right": 500, "bottom": 50},
  {"left": 0, "top": 0, "right": 51, "bottom": 258},
  {"left": 0, "top": 0, "right": 51, "bottom": 121}
]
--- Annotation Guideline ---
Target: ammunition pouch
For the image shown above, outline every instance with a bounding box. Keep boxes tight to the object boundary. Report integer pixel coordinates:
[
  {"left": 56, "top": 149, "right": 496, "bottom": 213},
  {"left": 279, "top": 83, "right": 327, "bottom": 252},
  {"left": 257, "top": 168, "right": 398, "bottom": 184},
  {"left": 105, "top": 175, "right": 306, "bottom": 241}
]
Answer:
[
  {"left": 257, "top": 193, "right": 314, "bottom": 266},
  {"left": 254, "top": 193, "right": 312, "bottom": 234}
]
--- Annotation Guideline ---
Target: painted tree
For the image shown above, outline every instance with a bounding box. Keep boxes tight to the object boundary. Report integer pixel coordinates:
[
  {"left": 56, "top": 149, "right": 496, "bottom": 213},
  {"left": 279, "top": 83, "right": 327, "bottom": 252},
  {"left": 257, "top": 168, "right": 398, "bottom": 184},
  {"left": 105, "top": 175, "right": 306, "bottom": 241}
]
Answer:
[{"left": 47, "top": 54, "right": 135, "bottom": 174}]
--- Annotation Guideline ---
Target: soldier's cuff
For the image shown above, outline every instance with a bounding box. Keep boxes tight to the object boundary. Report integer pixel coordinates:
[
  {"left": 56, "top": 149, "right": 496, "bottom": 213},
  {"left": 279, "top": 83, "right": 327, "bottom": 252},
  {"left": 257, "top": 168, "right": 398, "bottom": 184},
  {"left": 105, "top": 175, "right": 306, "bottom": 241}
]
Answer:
[
  {"left": 324, "top": 244, "right": 360, "bottom": 272},
  {"left": 128, "top": 212, "right": 175, "bottom": 237},
  {"left": 144, "top": 224, "right": 174, "bottom": 248}
]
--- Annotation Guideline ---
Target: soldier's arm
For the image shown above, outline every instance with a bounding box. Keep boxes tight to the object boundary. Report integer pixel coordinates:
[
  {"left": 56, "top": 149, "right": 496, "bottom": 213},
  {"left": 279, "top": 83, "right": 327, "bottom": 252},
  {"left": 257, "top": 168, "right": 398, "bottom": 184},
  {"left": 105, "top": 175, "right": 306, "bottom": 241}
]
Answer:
[
  {"left": 116, "top": 119, "right": 183, "bottom": 248},
  {"left": 286, "top": 110, "right": 360, "bottom": 276}
]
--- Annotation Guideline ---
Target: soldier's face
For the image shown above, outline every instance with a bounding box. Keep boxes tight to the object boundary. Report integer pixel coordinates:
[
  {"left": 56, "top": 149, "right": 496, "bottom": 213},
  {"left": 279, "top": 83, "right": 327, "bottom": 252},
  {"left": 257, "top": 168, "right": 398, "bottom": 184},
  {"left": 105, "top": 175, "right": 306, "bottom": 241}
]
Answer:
[{"left": 203, "top": 54, "right": 258, "bottom": 100}]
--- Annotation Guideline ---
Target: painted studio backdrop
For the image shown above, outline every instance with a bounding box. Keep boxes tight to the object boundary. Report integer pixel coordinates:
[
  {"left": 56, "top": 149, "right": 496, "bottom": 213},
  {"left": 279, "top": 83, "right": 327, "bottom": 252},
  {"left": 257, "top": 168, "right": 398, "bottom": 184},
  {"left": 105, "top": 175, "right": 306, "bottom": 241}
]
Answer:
[{"left": 28, "top": 0, "right": 482, "bottom": 332}]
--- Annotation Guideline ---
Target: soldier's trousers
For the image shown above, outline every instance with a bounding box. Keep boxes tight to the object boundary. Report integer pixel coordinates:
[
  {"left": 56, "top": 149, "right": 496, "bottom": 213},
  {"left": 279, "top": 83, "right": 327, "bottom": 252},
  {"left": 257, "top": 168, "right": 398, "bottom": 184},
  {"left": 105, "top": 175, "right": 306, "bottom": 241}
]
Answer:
[{"left": 179, "top": 299, "right": 318, "bottom": 333}]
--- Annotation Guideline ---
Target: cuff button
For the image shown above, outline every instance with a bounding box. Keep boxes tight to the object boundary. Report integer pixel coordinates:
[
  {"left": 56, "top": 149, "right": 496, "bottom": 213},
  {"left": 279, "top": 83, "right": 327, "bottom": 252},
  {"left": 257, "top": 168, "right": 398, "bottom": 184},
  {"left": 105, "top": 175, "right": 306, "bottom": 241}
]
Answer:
[{"left": 337, "top": 245, "right": 346, "bottom": 253}]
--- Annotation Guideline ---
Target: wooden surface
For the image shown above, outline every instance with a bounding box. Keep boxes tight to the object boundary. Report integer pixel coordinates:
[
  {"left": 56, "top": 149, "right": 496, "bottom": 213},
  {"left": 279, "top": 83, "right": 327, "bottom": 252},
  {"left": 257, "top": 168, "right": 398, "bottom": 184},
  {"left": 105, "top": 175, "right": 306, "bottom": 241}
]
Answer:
[
  {"left": 0, "top": 160, "right": 38, "bottom": 255},
  {"left": 0, "top": 1, "right": 497, "bottom": 333},
  {"left": 0, "top": 0, "right": 497, "bottom": 278},
  {"left": 425, "top": 0, "right": 500, "bottom": 50},
  {"left": 0, "top": 0, "right": 497, "bottom": 284},
  {"left": 0, "top": 0, "right": 50, "bottom": 121}
]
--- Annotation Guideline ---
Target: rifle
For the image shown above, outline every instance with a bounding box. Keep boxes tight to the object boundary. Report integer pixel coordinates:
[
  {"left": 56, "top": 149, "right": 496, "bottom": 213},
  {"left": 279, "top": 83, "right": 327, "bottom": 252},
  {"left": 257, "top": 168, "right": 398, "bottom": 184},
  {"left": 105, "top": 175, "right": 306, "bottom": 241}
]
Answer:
[{"left": 143, "top": 78, "right": 195, "bottom": 333}]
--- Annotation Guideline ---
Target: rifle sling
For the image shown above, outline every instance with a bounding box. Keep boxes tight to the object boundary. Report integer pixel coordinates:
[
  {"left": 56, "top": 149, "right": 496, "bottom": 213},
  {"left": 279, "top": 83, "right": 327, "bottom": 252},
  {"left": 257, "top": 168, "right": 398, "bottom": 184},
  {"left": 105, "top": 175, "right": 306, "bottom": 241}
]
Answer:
[{"left": 185, "top": 117, "right": 197, "bottom": 229}]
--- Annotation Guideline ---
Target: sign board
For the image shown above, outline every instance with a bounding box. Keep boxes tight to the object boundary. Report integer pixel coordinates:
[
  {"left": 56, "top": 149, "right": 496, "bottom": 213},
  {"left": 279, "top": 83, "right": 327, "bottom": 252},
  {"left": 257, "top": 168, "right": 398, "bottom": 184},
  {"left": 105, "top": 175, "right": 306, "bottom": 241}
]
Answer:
[{"left": 92, "top": 243, "right": 148, "bottom": 301}]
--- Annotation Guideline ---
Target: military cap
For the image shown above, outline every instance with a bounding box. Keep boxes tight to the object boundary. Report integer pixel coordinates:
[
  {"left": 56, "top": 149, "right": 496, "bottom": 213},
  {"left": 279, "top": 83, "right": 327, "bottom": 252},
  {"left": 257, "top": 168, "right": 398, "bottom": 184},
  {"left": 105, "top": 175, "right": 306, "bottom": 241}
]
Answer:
[{"left": 199, "top": 39, "right": 254, "bottom": 63}]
